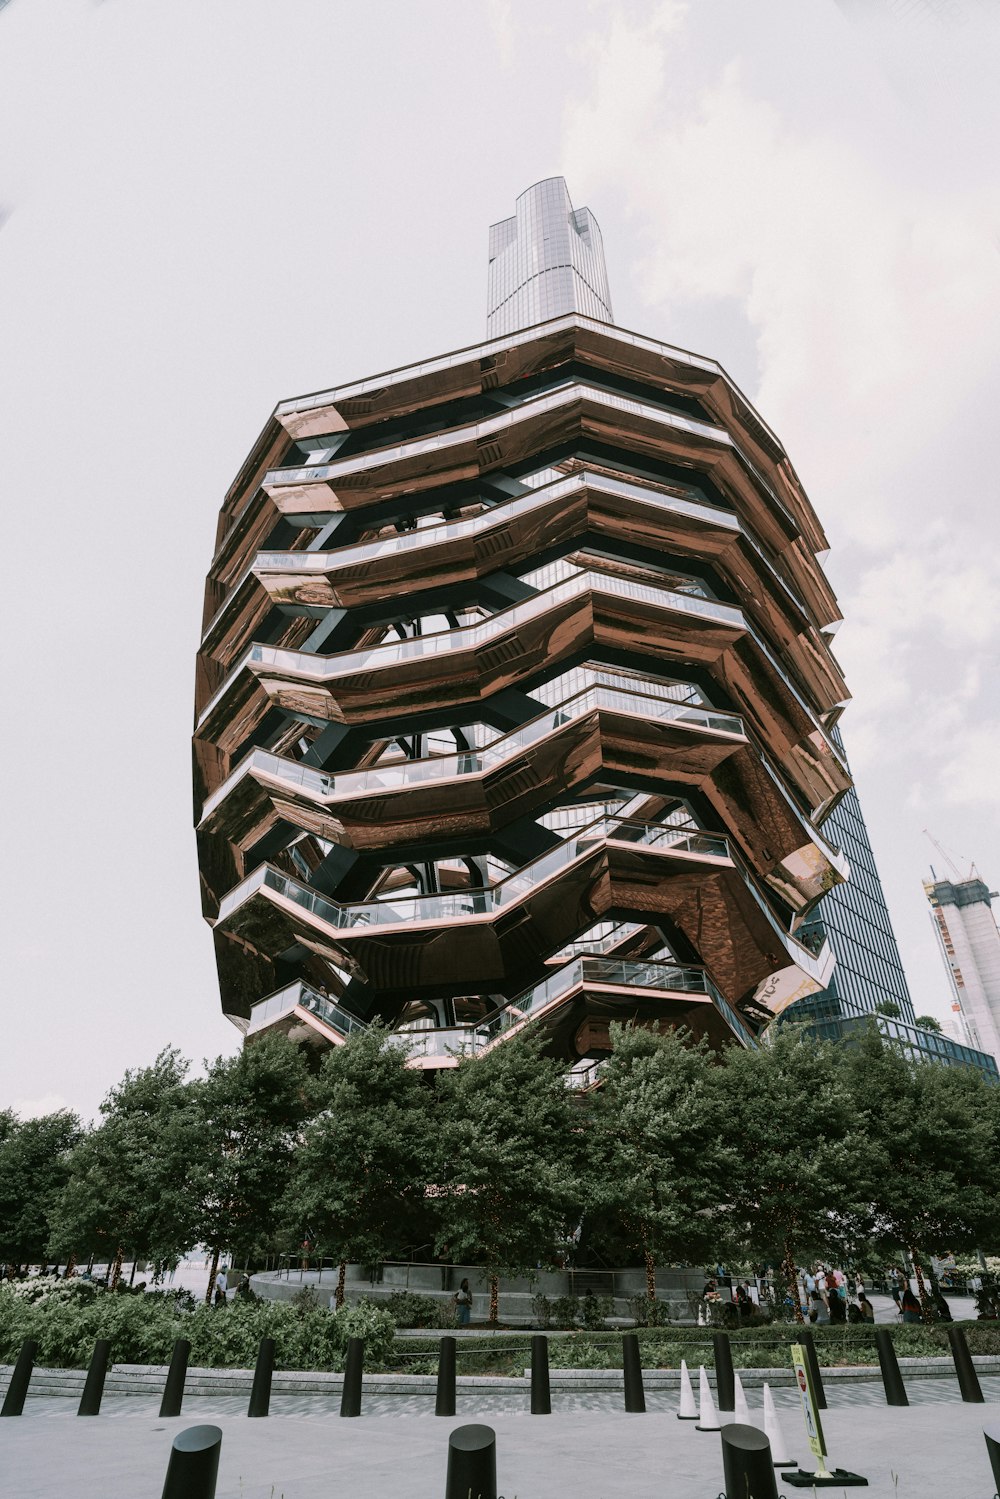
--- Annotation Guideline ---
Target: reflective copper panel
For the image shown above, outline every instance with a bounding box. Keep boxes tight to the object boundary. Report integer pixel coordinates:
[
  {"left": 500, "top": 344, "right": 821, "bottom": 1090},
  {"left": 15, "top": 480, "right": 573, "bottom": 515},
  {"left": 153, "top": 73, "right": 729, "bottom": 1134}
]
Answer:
[{"left": 194, "top": 313, "right": 852, "bottom": 1064}]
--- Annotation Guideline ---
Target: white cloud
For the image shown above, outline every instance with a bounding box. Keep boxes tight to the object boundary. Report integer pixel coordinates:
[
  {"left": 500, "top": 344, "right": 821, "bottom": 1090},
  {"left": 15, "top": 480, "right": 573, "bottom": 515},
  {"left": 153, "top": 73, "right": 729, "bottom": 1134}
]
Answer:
[{"left": 561, "top": 0, "right": 1000, "bottom": 1020}]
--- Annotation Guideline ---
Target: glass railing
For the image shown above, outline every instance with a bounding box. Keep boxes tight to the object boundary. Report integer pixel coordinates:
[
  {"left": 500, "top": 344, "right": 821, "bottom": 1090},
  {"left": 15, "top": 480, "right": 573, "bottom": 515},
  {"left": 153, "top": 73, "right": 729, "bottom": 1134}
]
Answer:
[
  {"left": 253, "top": 468, "right": 738, "bottom": 576},
  {"left": 246, "top": 570, "right": 744, "bottom": 683},
  {"left": 481, "top": 956, "right": 714, "bottom": 1043},
  {"left": 216, "top": 814, "right": 733, "bottom": 930},
  {"left": 246, "top": 981, "right": 367, "bottom": 1039},
  {"left": 265, "top": 383, "right": 731, "bottom": 491},
  {"left": 199, "top": 683, "right": 746, "bottom": 824}
]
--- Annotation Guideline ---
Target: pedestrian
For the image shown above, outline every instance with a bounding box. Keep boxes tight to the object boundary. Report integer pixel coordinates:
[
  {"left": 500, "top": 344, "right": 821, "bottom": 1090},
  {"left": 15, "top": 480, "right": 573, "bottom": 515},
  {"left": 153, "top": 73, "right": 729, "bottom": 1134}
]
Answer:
[
  {"left": 214, "top": 1265, "right": 229, "bottom": 1306},
  {"left": 857, "top": 1291, "right": 875, "bottom": 1323},
  {"left": 809, "top": 1290, "right": 830, "bottom": 1325},
  {"left": 889, "top": 1266, "right": 903, "bottom": 1307},
  {"left": 454, "top": 1278, "right": 473, "bottom": 1326},
  {"left": 900, "top": 1286, "right": 922, "bottom": 1324}
]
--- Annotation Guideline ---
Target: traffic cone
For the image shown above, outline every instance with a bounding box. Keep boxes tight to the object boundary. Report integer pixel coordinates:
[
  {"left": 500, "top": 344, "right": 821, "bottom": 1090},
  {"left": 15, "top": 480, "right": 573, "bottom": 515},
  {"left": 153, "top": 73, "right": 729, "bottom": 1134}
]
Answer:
[
  {"left": 733, "top": 1370, "right": 754, "bottom": 1426},
  {"left": 677, "top": 1358, "right": 697, "bottom": 1420},
  {"left": 695, "top": 1364, "right": 721, "bottom": 1431},
  {"left": 762, "top": 1381, "right": 796, "bottom": 1467}
]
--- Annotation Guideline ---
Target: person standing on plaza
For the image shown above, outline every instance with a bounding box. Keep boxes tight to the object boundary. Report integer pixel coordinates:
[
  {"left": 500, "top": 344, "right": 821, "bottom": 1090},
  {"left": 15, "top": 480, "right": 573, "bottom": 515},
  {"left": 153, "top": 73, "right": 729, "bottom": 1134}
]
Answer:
[
  {"left": 889, "top": 1266, "right": 903, "bottom": 1308},
  {"left": 454, "top": 1278, "right": 473, "bottom": 1326}
]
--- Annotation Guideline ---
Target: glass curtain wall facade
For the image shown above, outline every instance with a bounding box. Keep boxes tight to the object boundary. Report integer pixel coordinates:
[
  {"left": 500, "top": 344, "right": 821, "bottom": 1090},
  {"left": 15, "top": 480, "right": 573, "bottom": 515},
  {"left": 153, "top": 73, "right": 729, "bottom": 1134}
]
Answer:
[
  {"left": 488, "top": 178, "right": 613, "bottom": 337},
  {"left": 788, "top": 732, "right": 998, "bottom": 1079}
]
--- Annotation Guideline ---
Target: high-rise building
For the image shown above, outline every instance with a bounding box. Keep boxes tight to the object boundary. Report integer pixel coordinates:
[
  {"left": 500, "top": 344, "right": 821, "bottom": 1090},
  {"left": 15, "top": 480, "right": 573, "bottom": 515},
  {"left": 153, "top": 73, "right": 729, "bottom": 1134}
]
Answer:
[
  {"left": 487, "top": 178, "right": 613, "bottom": 337},
  {"left": 924, "top": 870, "right": 1000, "bottom": 1064},
  {"left": 193, "top": 178, "right": 856, "bottom": 1072},
  {"left": 787, "top": 750, "right": 998, "bottom": 1078}
]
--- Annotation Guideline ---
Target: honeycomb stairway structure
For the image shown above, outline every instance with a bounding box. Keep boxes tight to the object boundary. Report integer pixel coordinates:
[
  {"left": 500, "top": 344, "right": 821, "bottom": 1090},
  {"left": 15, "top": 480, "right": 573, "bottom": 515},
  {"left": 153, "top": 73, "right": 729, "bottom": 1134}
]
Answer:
[{"left": 193, "top": 314, "right": 851, "bottom": 1068}]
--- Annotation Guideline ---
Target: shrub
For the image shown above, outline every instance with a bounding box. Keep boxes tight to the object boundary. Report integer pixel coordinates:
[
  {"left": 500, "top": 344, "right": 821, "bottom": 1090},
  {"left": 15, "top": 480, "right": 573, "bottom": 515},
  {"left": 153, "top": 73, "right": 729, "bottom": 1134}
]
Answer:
[
  {"left": 0, "top": 1284, "right": 395, "bottom": 1372},
  {"left": 381, "top": 1290, "right": 443, "bottom": 1328},
  {"left": 550, "top": 1294, "right": 579, "bottom": 1328},
  {"left": 531, "top": 1293, "right": 552, "bottom": 1329},
  {"left": 579, "top": 1293, "right": 615, "bottom": 1330},
  {"left": 627, "top": 1296, "right": 671, "bottom": 1327}
]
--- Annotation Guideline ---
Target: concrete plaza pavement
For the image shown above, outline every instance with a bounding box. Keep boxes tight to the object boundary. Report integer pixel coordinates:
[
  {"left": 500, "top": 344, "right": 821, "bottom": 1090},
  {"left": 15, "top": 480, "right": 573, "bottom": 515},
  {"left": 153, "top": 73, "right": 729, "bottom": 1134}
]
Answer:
[{"left": 3, "top": 1396, "right": 999, "bottom": 1499}]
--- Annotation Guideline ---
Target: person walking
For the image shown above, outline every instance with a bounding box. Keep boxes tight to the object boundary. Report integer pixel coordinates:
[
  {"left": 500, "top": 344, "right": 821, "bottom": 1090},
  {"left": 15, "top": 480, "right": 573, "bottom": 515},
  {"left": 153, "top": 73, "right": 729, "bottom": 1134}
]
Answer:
[{"left": 454, "top": 1278, "right": 473, "bottom": 1327}]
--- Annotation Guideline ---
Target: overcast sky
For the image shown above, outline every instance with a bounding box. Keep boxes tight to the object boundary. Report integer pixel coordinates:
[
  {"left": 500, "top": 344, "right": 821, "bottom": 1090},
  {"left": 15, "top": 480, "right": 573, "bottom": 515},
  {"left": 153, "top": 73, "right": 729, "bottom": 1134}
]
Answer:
[{"left": 2, "top": 0, "right": 997, "bottom": 1122}]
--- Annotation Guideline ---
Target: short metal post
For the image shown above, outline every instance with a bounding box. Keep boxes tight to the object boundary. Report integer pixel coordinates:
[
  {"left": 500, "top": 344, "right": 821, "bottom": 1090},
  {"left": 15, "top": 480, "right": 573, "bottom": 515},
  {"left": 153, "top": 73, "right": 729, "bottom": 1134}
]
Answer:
[
  {"left": 798, "top": 1328, "right": 827, "bottom": 1410},
  {"left": 77, "top": 1339, "right": 111, "bottom": 1416},
  {"left": 622, "top": 1332, "right": 645, "bottom": 1412},
  {"left": 984, "top": 1425, "right": 1000, "bottom": 1496},
  {"left": 712, "top": 1329, "right": 735, "bottom": 1413},
  {"left": 161, "top": 1423, "right": 222, "bottom": 1499},
  {"left": 446, "top": 1423, "right": 497, "bottom": 1499},
  {"left": 1, "top": 1338, "right": 38, "bottom": 1417},
  {"left": 340, "top": 1336, "right": 363, "bottom": 1417},
  {"left": 530, "top": 1334, "right": 551, "bottom": 1415},
  {"left": 435, "top": 1336, "right": 456, "bottom": 1417},
  {"left": 874, "top": 1326, "right": 908, "bottom": 1406},
  {"left": 721, "top": 1422, "right": 780, "bottom": 1499},
  {"left": 159, "top": 1339, "right": 191, "bottom": 1418},
  {"left": 247, "top": 1337, "right": 274, "bottom": 1417},
  {"left": 947, "top": 1325, "right": 983, "bottom": 1403}
]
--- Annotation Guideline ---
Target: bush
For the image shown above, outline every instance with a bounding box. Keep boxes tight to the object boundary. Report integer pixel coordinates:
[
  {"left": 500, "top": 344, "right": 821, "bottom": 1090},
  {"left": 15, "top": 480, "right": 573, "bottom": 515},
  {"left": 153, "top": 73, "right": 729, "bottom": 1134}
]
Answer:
[
  {"left": 550, "top": 1294, "right": 579, "bottom": 1328},
  {"left": 579, "top": 1293, "right": 615, "bottom": 1330},
  {"left": 531, "top": 1293, "right": 552, "bottom": 1328},
  {"left": 381, "top": 1290, "right": 443, "bottom": 1328},
  {"left": 627, "top": 1296, "right": 671, "bottom": 1327},
  {"left": 0, "top": 1285, "right": 395, "bottom": 1372}
]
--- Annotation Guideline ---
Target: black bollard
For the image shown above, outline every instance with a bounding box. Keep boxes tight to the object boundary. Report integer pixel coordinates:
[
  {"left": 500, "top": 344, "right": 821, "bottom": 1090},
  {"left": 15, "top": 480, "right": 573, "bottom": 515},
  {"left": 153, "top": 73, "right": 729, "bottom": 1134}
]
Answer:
[
  {"left": 446, "top": 1423, "right": 497, "bottom": 1499},
  {"left": 159, "top": 1339, "right": 191, "bottom": 1419},
  {"left": 874, "top": 1326, "right": 908, "bottom": 1406},
  {"left": 712, "top": 1330, "right": 735, "bottom": 1413},
  {"left": 77, "top": 1338, "right": 111, "bottom": 1416},
  {"left": 622, "top": 1332, "right": 646, "bottom": 1413},
  {"left": 247, "top": 1337, "right": 274, "bottom": 1418},
  {"left": 161, "top": 1423, "right": 222, "bottom": 1499},
  {"left": 1, "top": 1338, "right": 38, "bottom": 1418},
  {"left": 436, "top": 1336, "right": 456, "bottom": 1417},
  {"left": 530, "top": 1334, "right": 551, "bottom": 1415},
  {"left": 984, "top": 1425, "right": 1000, "bottom": 1496},
  {"left": 340, "top": 1336, "right": 364, "bottom": 1417},
  {"left": 946, "top": 1325, "right": 983, "bottom": 1403},
  {"left": 798, "top": 1329, "right": 827, "bottom": 1411},
  {"left": 721, "top": 1423, "right": 780, "bottom": 1499}
]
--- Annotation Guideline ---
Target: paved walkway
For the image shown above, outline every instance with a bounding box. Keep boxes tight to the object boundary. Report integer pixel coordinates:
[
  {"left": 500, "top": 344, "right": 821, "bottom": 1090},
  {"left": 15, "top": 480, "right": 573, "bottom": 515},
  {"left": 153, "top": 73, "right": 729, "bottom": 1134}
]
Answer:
[
  {"left": 10, "top": 1373, "right": 1000, "bottom": 1418},
  {"left": 2, "top": 1395, "right": 998, "bottom": 1498}
]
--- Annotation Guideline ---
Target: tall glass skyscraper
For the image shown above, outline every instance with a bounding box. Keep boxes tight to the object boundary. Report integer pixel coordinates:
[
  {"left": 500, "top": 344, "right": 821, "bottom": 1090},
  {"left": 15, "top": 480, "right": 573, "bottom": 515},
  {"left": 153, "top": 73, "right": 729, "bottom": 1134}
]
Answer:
[
  {"left": 790, "top": 730, "right": 997, "bottom": 1077},
  {"left": 487, "top": 178, "right": 613, "bottom": 337}
]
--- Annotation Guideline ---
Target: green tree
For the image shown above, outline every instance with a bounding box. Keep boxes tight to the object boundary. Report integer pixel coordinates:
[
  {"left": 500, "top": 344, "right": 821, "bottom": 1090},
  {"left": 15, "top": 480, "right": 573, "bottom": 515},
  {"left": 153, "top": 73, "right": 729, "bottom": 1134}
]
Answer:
[
  {"left": 433, "top": 1027, "right": 586, "bottom": 1322},
  {"left": 284, "top": 1025, "right": 435, "bottom": 1308},
  {"left": 47, "top": 1051, "right": 197, "bottom": 1285},
  {"left": 588, "top": 1024, "right": 730, "bottom": 1299},
  {"left": 188, "top": 1034, "right": 315, "bottom": 1302},
  {"left": 913, "top": 1015, "right": 943, "bottom": 1034},
  {"left": 846, "top": 1024, "right": 1000, "bottom": 1314},
  {"left": 716, "top": 1026, "right": 873, "bottom": 1319},
  {"left": 874, "top": 1000, "right": 901, "bottom": 1019},
  {"left": 0, "top": 1109, "right": 82, "bottom": 1268}
]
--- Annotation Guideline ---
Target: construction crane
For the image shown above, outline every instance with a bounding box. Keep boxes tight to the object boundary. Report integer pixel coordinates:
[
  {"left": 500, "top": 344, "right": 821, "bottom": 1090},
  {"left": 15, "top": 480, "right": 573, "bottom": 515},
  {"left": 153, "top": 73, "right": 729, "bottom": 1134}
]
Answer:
[{"left": 923, "top": 830, "right": 975, "bottom": 882}]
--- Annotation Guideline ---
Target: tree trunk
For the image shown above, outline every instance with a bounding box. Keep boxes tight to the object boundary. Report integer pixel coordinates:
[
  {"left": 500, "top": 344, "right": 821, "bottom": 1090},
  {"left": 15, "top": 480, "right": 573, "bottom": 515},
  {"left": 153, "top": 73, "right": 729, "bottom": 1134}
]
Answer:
[
  {"left": 205, "top": 1246, "right": 220, "bottom": 1306},
  {"left": 109, "top": 1246, "right": 124, "bottom": 1292},
  {"left": 64, "top": 1253, "right": 77, "bottom": 1279},
  {"left": 335, "top": 1258, "right": 347, "bottom": 1311},
  {"left": 910, "top": 1249, "right": 933, "bottom": 1323},
  {"left": 644, "top": 1244, "right": 656, "bottom": 1301},
  {"left": 782, "top": 1240, "right": 804, "bottom": 1324},
  {"left": 129, "top": 1257, "right": 137, "bottom": 1287},
  {"left": 489, "top": 1274, "right": 499, "bottom": 1324}
]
